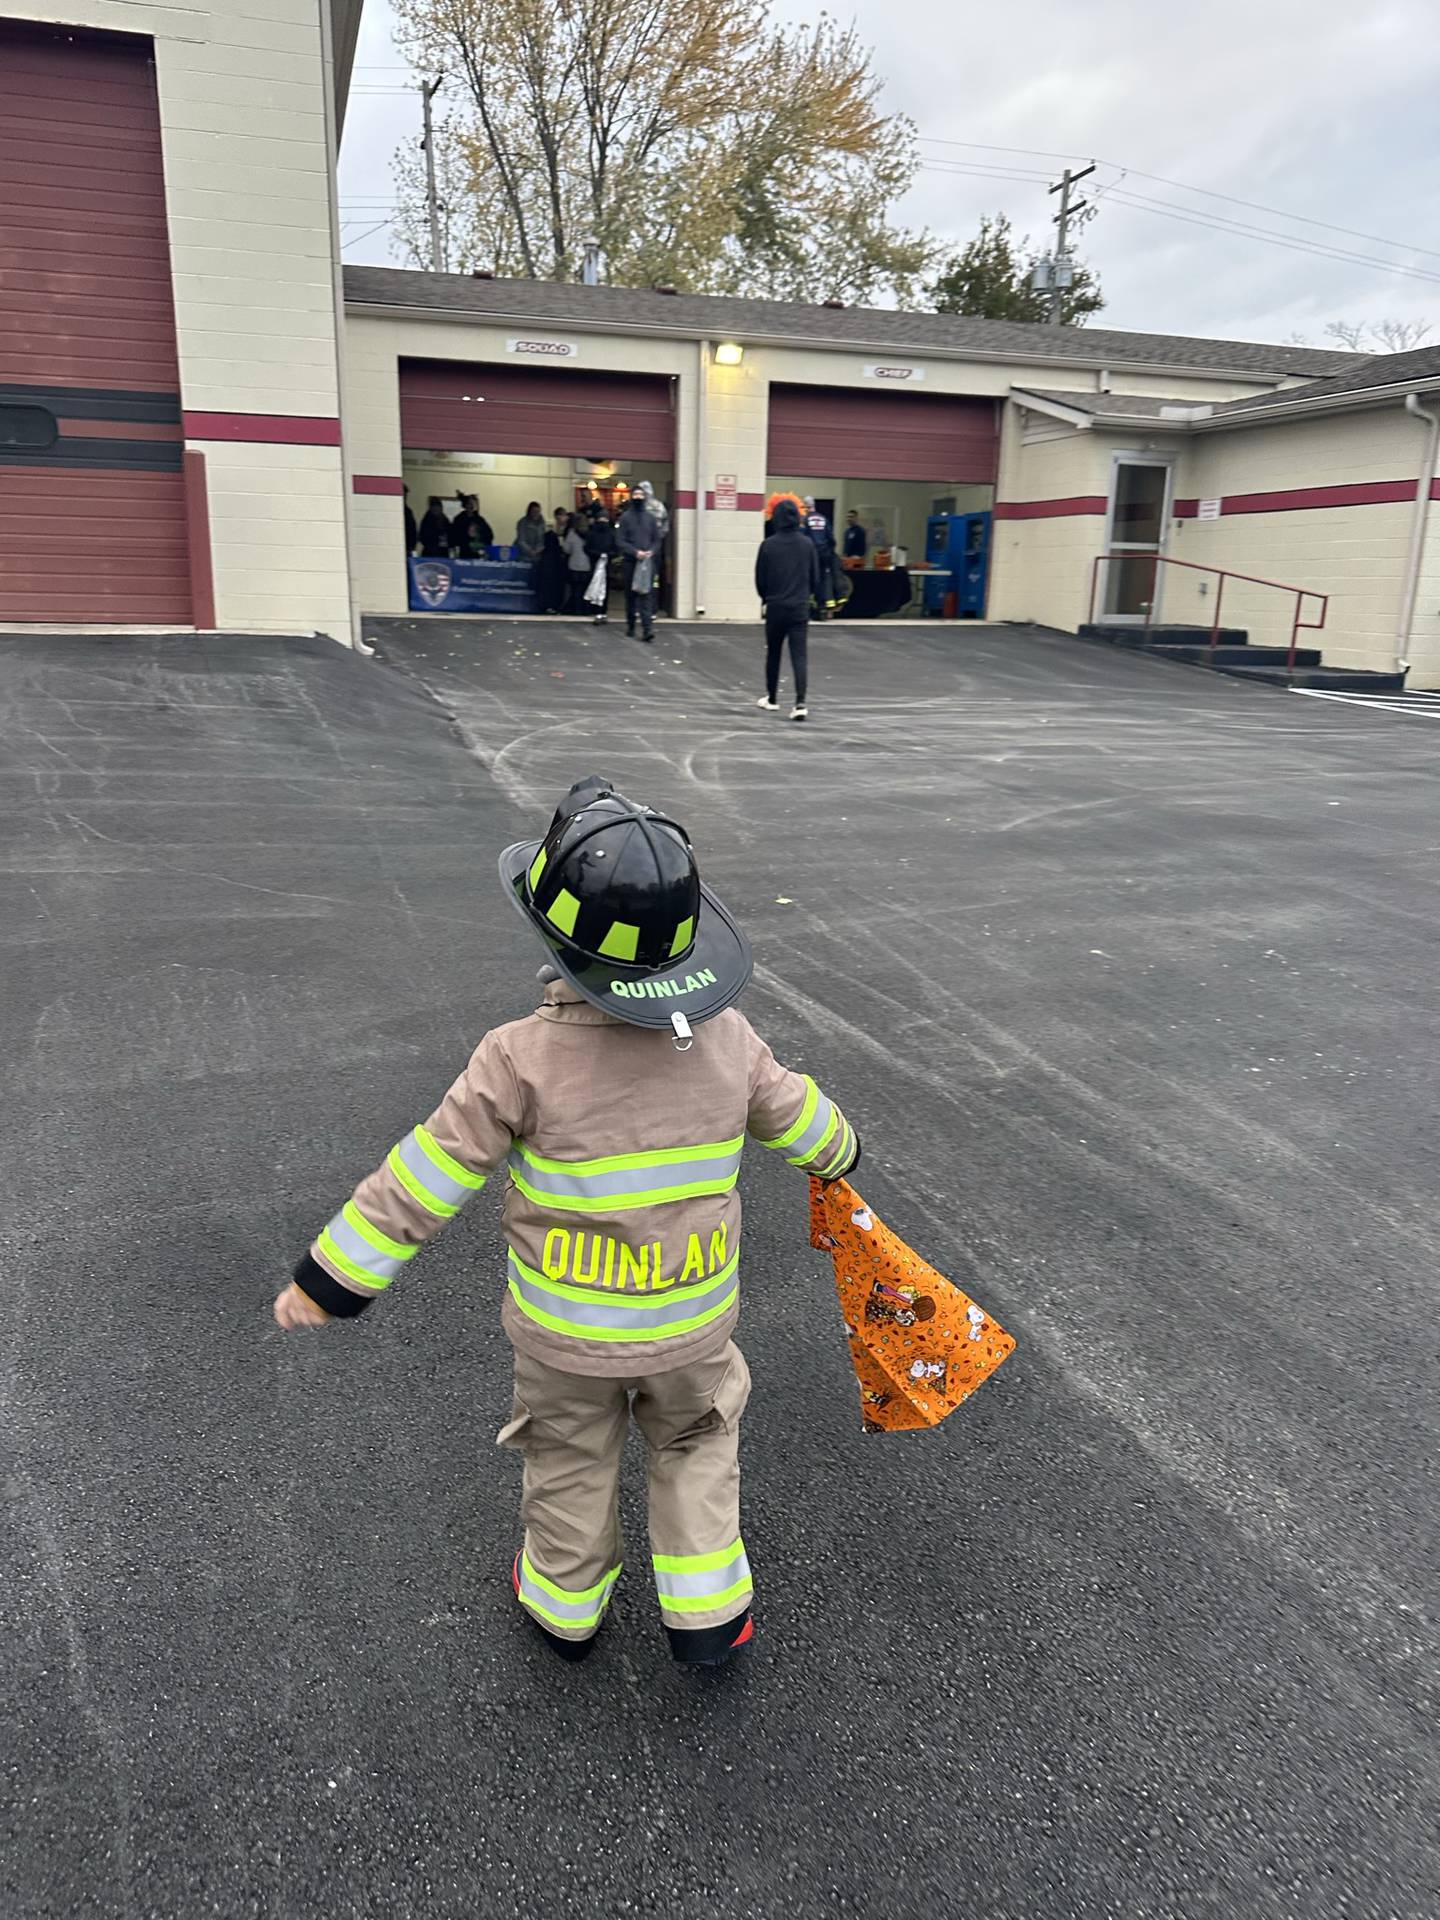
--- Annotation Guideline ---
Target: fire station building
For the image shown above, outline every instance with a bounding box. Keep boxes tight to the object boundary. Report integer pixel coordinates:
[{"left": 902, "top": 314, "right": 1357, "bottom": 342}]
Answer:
[{"left": 4, "top": 2, "right": 1440, "bottom": 687}]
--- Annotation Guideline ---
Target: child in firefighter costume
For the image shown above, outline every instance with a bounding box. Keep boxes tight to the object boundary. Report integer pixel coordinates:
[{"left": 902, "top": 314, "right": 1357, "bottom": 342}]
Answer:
[{"left": 272, "top": 776, "right": 858, "bottom": 1667}]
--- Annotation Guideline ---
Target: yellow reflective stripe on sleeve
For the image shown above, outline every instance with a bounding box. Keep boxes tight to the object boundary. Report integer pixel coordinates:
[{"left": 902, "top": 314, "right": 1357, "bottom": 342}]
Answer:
[
  {"left": 814, "top": 1116, "right": 854, "bottom": 1180},
  {"left": 342, "top": 1201, "right": 417, "bottom": 1264},
  {"left": 388, "top": 1142, "right": 460, "bottom": 1218},
  {"left": 413, "top": 1125, "right": 488, "bottom": 1190},
  {"left": 317, "top": 1229, "right": 395, "bottom": 1291},
  {"left": 757, "top": 1076, "right": 818, "bottom": 1151}
]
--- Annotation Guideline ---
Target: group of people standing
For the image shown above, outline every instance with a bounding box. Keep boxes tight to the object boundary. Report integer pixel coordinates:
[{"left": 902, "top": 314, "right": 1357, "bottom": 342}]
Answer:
[{"left": 407, "top": 483, "right": 669, "bottom": 641}]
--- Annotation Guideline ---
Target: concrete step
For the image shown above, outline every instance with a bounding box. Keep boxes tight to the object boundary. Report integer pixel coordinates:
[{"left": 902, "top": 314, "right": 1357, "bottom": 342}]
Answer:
[
  {"left": 1216, "top": 665, "right": 1409, "bottom": 693},
  {"left": 1078, "top": 622, "right": 1250, "bottom": 647},
  {"left": 1149, "top": 645, "right": 1322, "bottom": 668}
]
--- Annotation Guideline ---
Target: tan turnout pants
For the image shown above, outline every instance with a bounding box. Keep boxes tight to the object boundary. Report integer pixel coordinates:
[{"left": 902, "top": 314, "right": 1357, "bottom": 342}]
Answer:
[{"left": 498, "top": 1340, "right": 753, "bottom": 1643}]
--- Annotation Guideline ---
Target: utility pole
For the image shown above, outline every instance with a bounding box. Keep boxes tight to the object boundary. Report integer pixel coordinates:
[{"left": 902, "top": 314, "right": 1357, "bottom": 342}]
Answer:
[
  {"left": 421, "top": 75, "right": 444, "bottom": 272},
  {"left": 1047, "top": 162, "right": 1095, "bottom": 325}
]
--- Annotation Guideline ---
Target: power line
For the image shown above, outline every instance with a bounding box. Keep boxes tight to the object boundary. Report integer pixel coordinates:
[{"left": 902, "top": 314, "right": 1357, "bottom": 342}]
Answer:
[
  {"left": 342, "top": 217, "right": 398, "bottom": 248},
  {"left": 1102, "top": 190, "right": 1440, "bottom": 285},
  {"left": 918, "top": 134, "right": 1440, "bottom": 263}
]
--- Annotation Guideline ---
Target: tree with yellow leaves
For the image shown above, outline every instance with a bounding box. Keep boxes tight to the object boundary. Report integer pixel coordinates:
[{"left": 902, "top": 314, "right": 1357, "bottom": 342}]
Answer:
[{"left": 391, "top": 0, "right": 929, "bottom": 303}]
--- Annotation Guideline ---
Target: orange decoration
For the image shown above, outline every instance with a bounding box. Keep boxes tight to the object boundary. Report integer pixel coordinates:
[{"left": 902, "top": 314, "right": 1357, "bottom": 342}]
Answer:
[
  {"left": 810, "top": 1177, "right": 1016, "bottom": 1433},
  {"left": 765, "top": 490, "right": 805, "bottom": 522}
]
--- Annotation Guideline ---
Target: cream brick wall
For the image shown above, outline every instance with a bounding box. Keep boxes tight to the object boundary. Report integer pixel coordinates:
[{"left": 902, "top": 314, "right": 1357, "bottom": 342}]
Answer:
[
  {"left": 1409, "top": 502, "right": 1440, "bottom": 689},
  {"left": 1160, "top": 410, "right": 1436, "bottom": 674},
  {"left": 988, "top": 412, "right": 1120, "bottom": 631},
  {"left": 7, "top": 0, "right": 353, "bottom": 638}
]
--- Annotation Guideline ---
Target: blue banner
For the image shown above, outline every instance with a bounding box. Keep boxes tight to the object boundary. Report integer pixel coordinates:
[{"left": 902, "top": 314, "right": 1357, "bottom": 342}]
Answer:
[{"left": 408, "top": 555, "right": 538, "bottom": 615}]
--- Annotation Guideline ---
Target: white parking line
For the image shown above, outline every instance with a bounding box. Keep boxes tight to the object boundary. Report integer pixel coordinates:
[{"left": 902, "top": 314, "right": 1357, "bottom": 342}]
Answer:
[{"left": 1288, "top": 688, "right": 1440, "bottom": 717}]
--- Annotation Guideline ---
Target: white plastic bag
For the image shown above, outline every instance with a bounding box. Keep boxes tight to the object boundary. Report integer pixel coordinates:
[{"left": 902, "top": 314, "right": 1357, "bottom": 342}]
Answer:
[{"left": 583, "top": 559, "right": 608, "bottom": 607}]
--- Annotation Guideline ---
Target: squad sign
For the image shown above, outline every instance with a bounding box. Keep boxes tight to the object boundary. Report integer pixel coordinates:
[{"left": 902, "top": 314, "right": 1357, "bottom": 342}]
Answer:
[
  {"left": 506, "top": 336, "right": 579, "bottom": 359},
  {"left": 863, "top": 363, "right": 926, "bottom": 383}
]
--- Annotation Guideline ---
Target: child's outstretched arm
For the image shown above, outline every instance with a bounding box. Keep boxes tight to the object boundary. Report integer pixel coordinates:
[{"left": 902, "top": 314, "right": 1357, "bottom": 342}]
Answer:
[
  {"left": 745, "top": 1029, "right": 860, "bottom": 1185},
  {"left": 274, "top": 1031, "right": 522, "bottom": 1329}
]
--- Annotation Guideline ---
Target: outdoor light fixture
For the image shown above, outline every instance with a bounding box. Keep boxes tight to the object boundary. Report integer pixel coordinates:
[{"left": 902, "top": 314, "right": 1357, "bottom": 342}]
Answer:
[{"left": 714, "top": 341, "right": 744, "bottom": 366}]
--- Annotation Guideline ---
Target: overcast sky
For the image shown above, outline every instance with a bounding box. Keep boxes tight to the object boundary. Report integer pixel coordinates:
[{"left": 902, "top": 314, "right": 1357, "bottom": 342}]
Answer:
[{"left": 338, "top": 0, "right": 1440, "bottom": 347}]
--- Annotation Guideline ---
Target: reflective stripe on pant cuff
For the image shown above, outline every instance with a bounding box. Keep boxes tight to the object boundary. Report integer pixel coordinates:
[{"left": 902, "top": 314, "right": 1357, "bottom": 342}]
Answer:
[{"left": 517, "top": 1551, "right": 621, "bottom": 1632}]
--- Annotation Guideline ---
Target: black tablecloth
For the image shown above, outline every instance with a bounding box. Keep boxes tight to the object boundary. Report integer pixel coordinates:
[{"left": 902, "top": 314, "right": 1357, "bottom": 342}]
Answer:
[{"left": 837, "top": 567, "right": 911, "bottom": 619}]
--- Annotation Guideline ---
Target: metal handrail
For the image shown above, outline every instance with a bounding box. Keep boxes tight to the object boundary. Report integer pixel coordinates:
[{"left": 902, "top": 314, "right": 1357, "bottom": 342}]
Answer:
[{"left": 1088, "top": 551, "right": 1329, "bottom": 677}]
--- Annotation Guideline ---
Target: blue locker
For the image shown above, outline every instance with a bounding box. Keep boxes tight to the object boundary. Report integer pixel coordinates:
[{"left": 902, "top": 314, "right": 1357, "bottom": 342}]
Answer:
[{"left": 923, "top": 510, "right": 992, "bottom": 617}]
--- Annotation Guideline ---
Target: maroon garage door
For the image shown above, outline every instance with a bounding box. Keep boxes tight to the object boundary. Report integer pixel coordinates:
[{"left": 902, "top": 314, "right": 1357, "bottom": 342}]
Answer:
[
  {"left": 0, "top": 20, "right": 191, "bottom": 624},
  {"left": 399, "top": 360, "right": 674, "bottom": 461},
  {"left": 766, "top": 383, "right": 998, "bottom": 483}
]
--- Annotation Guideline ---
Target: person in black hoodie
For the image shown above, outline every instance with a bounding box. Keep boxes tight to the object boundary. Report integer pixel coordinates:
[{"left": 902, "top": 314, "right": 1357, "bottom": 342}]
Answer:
[
  {"left": 582, "top": 502, "right": 617, "bottom": 624},
  {"left": 418, "top": 496, "right": 453, "bottom": 557},
  {"left": 754, "top": 498, "right": 821, "bottom": 722}
]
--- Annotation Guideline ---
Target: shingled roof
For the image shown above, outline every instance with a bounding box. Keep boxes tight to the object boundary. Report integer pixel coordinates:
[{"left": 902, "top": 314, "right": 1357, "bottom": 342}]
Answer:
[
  {"left": 343, "top": 266, "right": 1362, "bottom": 381},
  {"left": 1203, "top": 341, "right": 1440, "bottom": 421},
  {"left": 1010, "top": 389, "right": 1216, "bottom": 420}
]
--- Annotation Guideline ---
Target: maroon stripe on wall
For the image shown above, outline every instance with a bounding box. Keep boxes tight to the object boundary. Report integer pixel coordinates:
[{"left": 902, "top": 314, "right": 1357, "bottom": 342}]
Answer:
[
  {"left": 673, "top": 488, "right": 696, "bottom": 509},
  {"left": 354, "top": 474, "right": 404, "bottom": 495},
  {"left": 184, "top": 448, "right": 216, "bottom": 630},
  {"left": 704, "top": 491, "right": 766, "bottom": 511},
  {"left": 993, "top": 496, "right": 1107, "bottom": 520},
  {"left": 184, "top": 411, "right": 342, "bottom": 447},
  {"left": 1173, "top": 478, "right": 1431, "bottom": 518}
]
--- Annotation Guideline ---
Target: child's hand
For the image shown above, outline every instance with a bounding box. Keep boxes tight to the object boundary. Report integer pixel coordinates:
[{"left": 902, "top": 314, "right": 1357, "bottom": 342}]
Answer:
[{"left": 273, "top": 1282, "right": 332, "bottom": 1330}]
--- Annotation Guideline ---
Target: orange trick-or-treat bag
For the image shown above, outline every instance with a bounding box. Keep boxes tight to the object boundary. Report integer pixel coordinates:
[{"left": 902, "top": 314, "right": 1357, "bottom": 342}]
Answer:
[{"left": 809, "top": 1177, "right": 1016, "bottom": 1433}]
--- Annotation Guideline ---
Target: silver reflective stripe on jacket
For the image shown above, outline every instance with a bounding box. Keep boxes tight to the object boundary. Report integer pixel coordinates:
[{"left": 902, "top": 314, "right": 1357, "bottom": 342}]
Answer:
[
  {"left": 507, "top": 1136, "right": 743, "bottom": 1212},
  {"left": 387, "top": 1125, "right": 488, "bottom": 1217},
  {"left": 756, "top": 1075, "right": 834, "bottom": 1164},
  {"left": 506, "top": 1249, "right": 739, "bottom": 1342}
]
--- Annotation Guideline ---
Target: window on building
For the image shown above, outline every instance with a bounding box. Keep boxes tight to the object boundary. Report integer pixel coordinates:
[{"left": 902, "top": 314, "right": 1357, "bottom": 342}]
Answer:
[{"left": 0, "top": 404, "right": 58, "bottom": 450}]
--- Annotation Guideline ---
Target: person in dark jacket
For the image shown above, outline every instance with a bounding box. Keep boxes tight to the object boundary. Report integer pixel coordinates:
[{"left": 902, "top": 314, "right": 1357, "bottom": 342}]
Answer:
[
  {"left": 617, "top": 480, "right": 664, "bottom": 642},
  {"left": 582, "top": 502, "right": 616, "bottom": 624},
  {"left": 418, "top": 496, "right": 452, "bottom": 557},
  {"left": 754, "top": 499, "right": 821, "bottom": 722},
  {"left": 536, "top": 513, "right": 569, "bottom": 613},
  {"left": 843, "top": 508, "right": 867, "bottom": 560},
  {"left": 515, "top": 502, "right": 547, "bottom": 564},
  {"left": 404, "top": 486, "right": 418, "bottom": 554},
  {"left": 452, "top": 494, "right": 494, "bottom": 557}
]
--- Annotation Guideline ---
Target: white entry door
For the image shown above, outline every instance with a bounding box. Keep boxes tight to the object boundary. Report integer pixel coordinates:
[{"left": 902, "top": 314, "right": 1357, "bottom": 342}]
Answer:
[{"left": 1102, "top": 456, "right": 1172, "bottom": 620}]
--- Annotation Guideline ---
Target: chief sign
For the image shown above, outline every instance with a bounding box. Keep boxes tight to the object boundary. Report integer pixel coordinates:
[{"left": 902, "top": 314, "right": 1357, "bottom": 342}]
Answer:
[{"left": 862, "top": 363, "right": 925, "bottom": 383}]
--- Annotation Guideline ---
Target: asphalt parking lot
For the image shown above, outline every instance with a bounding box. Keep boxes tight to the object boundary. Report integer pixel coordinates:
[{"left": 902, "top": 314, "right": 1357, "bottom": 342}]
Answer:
[{"left": 3, "top": 615, "right": 1437, "bottom": 1919}]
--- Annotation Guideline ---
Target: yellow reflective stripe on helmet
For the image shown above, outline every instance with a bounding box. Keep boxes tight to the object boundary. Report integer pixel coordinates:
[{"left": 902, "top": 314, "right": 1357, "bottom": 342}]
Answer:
[
  {"left": 342, "top": 1201, "right": 417, "bottom": 1265},
  {"left": 413, "top": 1125, "right": 487, "bottom": 1190},
  {"left": 528, "top": 848, "right": 546, "bottom": 889},
  {"left": 757, "top": 1076, "right": 819, "bottom": 1151},
  {"left": 669, "top": 915, "right": 694, "bottom": 957},
  {"left": 317, "top": 1228, "right": 395, "bottom": 1291},
  {"left": 598, "top": 920, "right": 639, "bottom": 962},
  {"left": 547, "top": 888, "right": 580, "bottom": 936}
]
